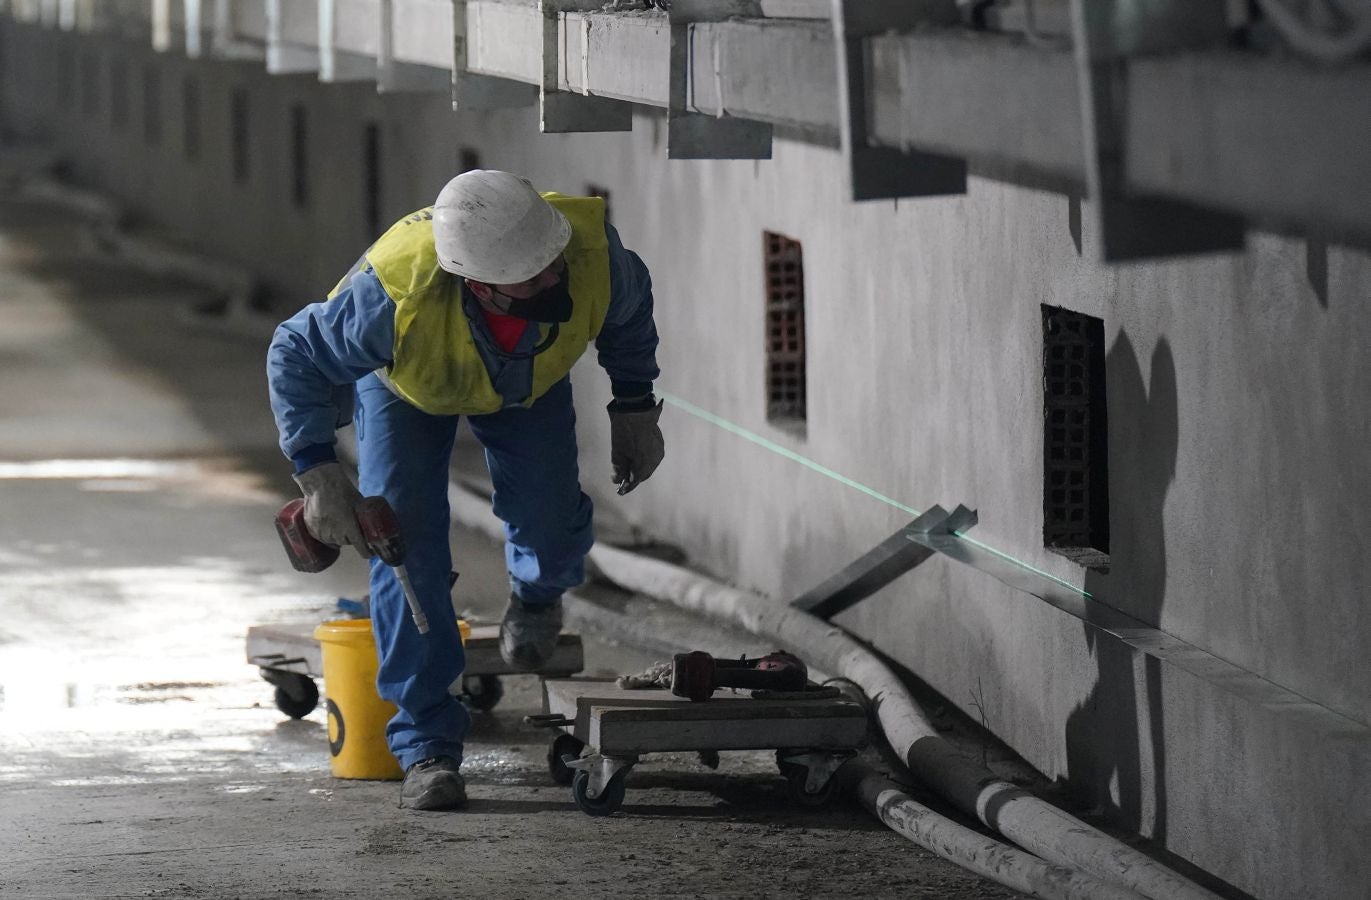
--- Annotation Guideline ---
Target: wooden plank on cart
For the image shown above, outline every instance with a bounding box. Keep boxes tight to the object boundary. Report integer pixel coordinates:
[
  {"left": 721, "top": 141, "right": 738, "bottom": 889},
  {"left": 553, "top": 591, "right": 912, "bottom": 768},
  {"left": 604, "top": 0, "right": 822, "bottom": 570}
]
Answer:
[
  {"left": 246, "top": 623, "right": 321, "bottom": 674},
  {"left": 542, "top": 679, "right": 868, "bottom": 756},
  {"left": 246, "top": 622, "right": 584, "bottom": 678}
]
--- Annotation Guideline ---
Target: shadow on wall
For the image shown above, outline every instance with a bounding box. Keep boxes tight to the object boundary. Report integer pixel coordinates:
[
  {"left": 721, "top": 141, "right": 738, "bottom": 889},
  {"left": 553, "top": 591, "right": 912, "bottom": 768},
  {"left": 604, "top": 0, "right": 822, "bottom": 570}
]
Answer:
[{"left": 1065, "top": 333, "right": 1178, "bottom": 841}]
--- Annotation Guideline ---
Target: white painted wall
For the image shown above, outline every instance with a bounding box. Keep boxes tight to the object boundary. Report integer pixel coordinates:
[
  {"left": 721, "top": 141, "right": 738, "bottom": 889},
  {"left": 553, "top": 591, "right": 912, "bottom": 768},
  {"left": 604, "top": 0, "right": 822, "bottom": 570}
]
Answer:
[{"left": 3, "top": 23, "right": 1369, "bottom": 899}]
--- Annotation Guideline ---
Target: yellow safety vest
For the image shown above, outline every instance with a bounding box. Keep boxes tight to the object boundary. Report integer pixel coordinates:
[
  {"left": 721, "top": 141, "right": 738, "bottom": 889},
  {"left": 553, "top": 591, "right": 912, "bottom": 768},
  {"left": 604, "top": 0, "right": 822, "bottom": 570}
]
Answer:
[{"left": 353, "top": 193, "right": 610, "bottom": 416}]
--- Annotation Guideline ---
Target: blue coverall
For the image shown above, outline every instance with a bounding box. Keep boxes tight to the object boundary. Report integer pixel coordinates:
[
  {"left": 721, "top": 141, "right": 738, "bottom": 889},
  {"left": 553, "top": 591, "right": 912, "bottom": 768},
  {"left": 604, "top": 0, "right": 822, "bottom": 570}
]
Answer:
[{"left": 267, "top": 222, "right": 659, "bottom": 770}]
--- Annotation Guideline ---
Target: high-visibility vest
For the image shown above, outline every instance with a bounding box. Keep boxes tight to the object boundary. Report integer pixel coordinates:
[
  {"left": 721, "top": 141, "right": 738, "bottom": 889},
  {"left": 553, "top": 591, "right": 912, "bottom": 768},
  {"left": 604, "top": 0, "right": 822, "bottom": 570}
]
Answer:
[{"left": 358, "top": 193, "right": 610, "bottom": 416}]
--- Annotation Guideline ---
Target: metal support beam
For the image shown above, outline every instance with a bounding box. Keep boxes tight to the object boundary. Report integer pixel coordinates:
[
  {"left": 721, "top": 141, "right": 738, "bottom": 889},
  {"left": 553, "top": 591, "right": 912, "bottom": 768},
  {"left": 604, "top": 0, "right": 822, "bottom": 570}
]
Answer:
[
  {"left": 668, "top": 0, "right": 771, "bottom": 159},
  {"left": 184, "top": 0, "right": 206, "bottom": 57},
  {"left": 830, "top": 0, "right": 965, "bottom": 200},
  {"left": 539, "top": 0, "right": 632, "bottom": 133},
  {"left": 151, "top": 0, "right": 173, "bottom": 51},
  {"left": 320, "top": 0, "right": 377, "bottom": 82},
  {"left": 378, "top": 0, "right": 448, "bottom": 92},
  {"left": 1069, "top": 0, "right": 1245, "bottom": 260},
  {"left": 790, "top": 505, "right": 978, "bottom": 621},
  {"left": 210, "top": 0, "right": 265, "bottom": 61},
  {"left": 266, "top": 0, "right": 318, "bottom": 73},
  {"left": 451, "top": 0, "right": 538, "bottom": 111}
]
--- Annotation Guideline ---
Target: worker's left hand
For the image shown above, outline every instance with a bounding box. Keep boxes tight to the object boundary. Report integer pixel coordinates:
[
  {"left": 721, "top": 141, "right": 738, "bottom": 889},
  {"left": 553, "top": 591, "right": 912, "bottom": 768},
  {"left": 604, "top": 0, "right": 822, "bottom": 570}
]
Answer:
[{"left": 608, "top": 396, "right": 664, "bottom": 495}]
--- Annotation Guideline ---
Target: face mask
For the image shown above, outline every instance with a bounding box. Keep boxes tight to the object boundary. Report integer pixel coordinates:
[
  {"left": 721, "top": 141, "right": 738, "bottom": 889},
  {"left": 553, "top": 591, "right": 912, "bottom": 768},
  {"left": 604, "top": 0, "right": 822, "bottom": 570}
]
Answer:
[{"left": 490, "top": 269, "right": 573, "bottom": 323}]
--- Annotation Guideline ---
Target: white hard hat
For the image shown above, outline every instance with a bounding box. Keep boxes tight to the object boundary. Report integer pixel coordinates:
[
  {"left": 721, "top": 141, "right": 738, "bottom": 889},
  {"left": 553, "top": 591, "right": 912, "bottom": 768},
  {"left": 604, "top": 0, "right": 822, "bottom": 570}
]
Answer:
[{"left": 432, "top": 170, "right": 572, "bottom": 284}]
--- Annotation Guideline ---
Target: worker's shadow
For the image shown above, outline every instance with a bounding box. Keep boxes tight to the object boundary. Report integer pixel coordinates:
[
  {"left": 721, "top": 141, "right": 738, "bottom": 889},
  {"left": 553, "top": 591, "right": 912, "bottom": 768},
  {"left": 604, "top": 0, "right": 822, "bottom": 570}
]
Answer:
[{"left": 1063, "top": 333, "right": 1177, "bottom": 842}]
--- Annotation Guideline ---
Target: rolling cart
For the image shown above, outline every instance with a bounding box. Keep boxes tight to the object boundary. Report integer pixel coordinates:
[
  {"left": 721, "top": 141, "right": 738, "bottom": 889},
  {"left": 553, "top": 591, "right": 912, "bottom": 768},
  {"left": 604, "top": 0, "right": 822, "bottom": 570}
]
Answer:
[
  {"left": 246, "top": 621, "right": 584, "bottom": 718},
  {"left": 530, "top": 678, "right": 868, "bottom": 816}
]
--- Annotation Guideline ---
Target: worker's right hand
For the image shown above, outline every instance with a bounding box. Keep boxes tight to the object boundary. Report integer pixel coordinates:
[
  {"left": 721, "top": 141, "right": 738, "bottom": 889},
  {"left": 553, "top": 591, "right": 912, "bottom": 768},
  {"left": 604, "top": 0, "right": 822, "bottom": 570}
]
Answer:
[{"left": 292, "top": 462, "right": 369, "bottom": 556}]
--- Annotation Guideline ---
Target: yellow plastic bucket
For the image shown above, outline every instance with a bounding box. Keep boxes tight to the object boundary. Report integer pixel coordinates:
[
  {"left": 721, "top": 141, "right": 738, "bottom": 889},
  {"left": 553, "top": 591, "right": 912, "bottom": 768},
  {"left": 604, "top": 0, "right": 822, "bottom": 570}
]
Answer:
[
  {"left": 314, "top": 619, "right": 402, "bottom": 780},
  {"left": 313, "top": 618, "right": 470, "bottom": 781}
]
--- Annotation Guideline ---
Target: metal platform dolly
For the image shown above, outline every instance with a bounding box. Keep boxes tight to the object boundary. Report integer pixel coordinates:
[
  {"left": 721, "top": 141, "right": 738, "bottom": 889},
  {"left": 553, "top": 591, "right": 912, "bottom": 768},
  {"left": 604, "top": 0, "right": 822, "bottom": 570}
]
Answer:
[
  {"left": 246, "top": 622, "right": 584, "bottom": 718},
  {"left": 531, "top": 678, "right": 868, "bottom": 816}
]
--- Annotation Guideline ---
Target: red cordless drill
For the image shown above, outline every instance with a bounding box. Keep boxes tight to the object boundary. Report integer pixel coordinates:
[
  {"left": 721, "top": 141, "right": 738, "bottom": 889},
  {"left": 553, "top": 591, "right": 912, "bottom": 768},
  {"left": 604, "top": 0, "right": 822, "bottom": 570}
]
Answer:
[
  {"left": 670, "top": 650, "right": 808, "bottom": 701},
  {"left": 275, "top": 496, "right": 430, "bottom": 634}
]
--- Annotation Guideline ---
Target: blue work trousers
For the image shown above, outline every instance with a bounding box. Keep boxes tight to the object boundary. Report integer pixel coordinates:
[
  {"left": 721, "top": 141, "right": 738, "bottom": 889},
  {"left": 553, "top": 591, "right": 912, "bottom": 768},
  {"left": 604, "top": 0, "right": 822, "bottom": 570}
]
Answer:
[{"left": 354, "top": 373, "right": 594, "bottom": 770}]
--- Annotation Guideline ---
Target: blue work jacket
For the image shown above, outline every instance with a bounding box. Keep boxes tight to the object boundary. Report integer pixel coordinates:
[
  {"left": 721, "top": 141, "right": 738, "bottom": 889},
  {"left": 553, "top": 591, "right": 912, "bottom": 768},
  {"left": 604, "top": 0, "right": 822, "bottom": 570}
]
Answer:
[{"left": 267, "top": 221, "right": 659, "bottom": 470}]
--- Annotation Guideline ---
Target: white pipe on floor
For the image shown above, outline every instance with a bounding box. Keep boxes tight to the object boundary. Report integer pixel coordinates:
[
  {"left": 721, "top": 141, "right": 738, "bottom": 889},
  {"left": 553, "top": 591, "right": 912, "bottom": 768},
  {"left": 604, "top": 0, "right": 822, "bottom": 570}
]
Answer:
[
  {"left": 585, "top": 541, "right": 1222, "bottom": 900},
  {"left": 854, "top": 767, "right": 1149, "bottom": 900}
]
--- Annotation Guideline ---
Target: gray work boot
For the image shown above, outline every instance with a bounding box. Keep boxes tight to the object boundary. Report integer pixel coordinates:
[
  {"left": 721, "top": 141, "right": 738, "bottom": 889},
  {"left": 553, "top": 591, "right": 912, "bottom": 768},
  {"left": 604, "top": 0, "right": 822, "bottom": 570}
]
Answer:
[
  {"left": 400, "top": 757, "right": 467, "bottom": 811},
  {"left": 499, "top": 594, "right": 563, "bottom": 672}
]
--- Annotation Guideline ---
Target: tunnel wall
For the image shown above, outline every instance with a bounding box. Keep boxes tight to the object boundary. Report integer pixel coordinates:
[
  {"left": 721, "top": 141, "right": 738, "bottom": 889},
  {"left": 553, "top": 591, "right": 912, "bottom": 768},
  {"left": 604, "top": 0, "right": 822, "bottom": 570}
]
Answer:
[{"left": 2, "top": 23, "right": 1368, "bottom": 900}]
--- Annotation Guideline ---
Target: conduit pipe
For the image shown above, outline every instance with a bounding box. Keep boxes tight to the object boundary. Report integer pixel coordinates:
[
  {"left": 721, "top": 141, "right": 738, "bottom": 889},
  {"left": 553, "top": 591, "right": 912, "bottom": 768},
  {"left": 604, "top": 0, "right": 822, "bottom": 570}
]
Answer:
[
  {"left": 584, "top": 541, "right": 1222, "bottom": 900},
  {"left": 853, "top": 766, "right": 1148, "bottom": 900},
  {"left": 443, "top": 484, "right": 1152, "bottom": 900}
]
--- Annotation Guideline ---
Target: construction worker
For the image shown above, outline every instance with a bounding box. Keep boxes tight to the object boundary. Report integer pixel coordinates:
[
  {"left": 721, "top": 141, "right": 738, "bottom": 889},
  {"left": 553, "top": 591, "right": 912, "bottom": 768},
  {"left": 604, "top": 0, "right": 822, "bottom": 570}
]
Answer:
[{"left": 266, "top": 170, "right": 663, "bottom": 810}]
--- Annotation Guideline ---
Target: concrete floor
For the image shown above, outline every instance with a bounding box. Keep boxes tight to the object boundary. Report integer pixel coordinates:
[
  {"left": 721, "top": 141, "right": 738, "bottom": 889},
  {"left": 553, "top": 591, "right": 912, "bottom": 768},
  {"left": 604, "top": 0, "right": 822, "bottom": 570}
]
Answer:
[{"left": 0, "top": 195, "right": 1027, "bottom": 899}]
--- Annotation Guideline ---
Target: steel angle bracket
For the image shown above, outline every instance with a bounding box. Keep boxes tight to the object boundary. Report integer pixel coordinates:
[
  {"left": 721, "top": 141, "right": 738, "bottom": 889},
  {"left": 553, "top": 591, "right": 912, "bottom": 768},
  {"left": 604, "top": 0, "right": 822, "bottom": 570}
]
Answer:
[
  {"left": 320, "top": 0, "right": 378, "bottom": 83},
  {"left": 539, "top": 0, "right": 633, "bottom": 133},
  {"left": 184, "top": 0, "right": 209, "bottom": 57},
  {"left": 790, "top": 504, "right": 978, "bottom": 621},
  {"left": 210, "top": 0, "right": 266, "bottom": 62},
  {"left": 667, "top": 0, "right": 772, "bottom": 159},
  {"left": 830, "top": 0, "right": 965, "bottom": 201},
  {"left": 451, "top": 0, "right": 539, "bottom": 111},
  {"left": 266, "top": 0, "right": 319, "bottom": 73},
  {"left": 903, "top": 502, "right": 978, "bottom": 553},
  {"left": 378, "top": 0, "right": 450, "bottom": 92},
  {"left": 1069, "top": 0, "right": 1244, "bottom": 260}
]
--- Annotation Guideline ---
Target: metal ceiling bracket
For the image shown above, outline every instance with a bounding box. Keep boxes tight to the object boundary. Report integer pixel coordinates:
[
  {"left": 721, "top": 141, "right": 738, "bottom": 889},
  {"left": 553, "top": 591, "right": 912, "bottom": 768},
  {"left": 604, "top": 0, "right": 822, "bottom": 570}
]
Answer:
[
  {"left": 152, "top": 0, "right": 173, "bottom": 51},
  {"left": 267, "top": 0, "right": 319, "bottom": 74},
  {"left": 539, "top": 0, "right": 633, "bottom": 133},
  {"left": 1069, "top": 0, "right": 1245, "bottom": 260},
  {"left": 667, "top": 0, "right": 772, "bottom": 159},
  {"left": 378, "top": 0, "right": 449, "bottom": 92},
  {"left": 184, "top": 0, "right": 206, "bottom": 57},
  {"left": 830, "top": 0, "right": 965, "bottom": 201},
  {"left": 320, "top": 0, "right": 378, "bottom": 82},
  {"left": 210, "top": 0, "right": 265, "bottom": 62},
  {"left": 451, "top": 0, "right": 538, "bottom": 112}
]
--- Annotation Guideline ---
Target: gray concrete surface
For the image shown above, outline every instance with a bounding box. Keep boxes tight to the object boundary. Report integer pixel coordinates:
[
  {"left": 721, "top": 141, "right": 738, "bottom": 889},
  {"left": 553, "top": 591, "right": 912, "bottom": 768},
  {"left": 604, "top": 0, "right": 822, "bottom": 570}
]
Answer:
[
  {"left": 0, "top": 190, "right": 1032, "bottom": 896},
  {"left": 8, "top": 22, "right": 1370, "bottom": 897}
]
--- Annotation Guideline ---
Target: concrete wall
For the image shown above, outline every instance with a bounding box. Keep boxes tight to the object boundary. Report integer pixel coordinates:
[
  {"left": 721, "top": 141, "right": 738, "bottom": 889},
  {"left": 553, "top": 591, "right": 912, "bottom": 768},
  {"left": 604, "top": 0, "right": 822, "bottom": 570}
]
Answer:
[{"left": 3, "top": 23, "right": 1369, "bottom": 900}]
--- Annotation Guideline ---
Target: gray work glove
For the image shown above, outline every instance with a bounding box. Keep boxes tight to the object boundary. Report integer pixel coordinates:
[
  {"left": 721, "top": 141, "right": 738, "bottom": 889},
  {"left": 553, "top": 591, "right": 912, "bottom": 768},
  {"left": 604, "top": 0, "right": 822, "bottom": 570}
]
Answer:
[
  {"left": 608, "top": 396, "right": 665, "bottom": 495},
  {"left": 292, "top": 462, "right": 368, "bottom": 556}
]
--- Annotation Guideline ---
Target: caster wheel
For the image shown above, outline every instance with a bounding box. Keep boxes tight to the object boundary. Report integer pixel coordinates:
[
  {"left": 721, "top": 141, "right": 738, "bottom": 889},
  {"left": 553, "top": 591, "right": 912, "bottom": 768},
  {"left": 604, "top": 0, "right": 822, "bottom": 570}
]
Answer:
[
  {"left": 462, "top": 675, "right": 504, "bottom": 712},
  {"left": 572, "top": 769, "right": 626, "bottom": 816},
  {"left": 267, "top": 673, "right": 318, "bottom": 719},
  {"left": 786, "top": 767, "right": 837, "bottom": 809},
  {"left": 776, "top": 749, "right": 798, "bottom": 774},
  {"left": 548, "top": 734, "right": 585, "bottom": 786}
]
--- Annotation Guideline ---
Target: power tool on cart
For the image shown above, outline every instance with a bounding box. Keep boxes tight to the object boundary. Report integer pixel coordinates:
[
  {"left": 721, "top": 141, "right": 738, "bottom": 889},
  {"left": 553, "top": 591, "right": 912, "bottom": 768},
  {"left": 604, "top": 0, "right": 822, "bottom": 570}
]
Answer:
[
  {"left": 275, "top": 496, "right": 430, "bottom": 635},
  {"left": 670, "top": 650, "right": 808, "bottom": 701}
]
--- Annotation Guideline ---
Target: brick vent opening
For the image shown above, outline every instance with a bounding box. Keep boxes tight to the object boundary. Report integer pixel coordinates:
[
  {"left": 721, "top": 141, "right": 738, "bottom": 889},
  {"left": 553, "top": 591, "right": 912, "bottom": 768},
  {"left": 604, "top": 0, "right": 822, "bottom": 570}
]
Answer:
[
  {"left": 1042, "top": 305, "right": 1109, "bottom": 571},
  {"left": 764, "top": 231, "right": 806, "bottom": 423}
]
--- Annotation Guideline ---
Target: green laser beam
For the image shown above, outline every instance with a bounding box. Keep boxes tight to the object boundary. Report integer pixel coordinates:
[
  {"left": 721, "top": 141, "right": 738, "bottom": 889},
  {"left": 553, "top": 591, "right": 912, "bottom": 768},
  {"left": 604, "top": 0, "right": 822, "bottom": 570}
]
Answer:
[{"left": 658, "top": 390, "right": 1092, "bottom": 601}]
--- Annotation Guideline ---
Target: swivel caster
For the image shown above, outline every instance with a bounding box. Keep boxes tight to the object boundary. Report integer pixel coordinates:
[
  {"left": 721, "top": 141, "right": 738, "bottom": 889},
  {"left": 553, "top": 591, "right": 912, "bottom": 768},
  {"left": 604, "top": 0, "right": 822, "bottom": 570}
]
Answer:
[
  {"left": 572, "top": 769, "right": 627, "bottom": 817},
  {"left": 548, "top": 733, "right": 585, "bottom": 786},
  {"left": 261, "top": 669, "right": 318, "bottom": 719},
  {"left": 785, "top": 767, "right": 837, "bottom": 808},
  {"left": 461, "top": 674, "right": 504, "bottom": 712}
]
